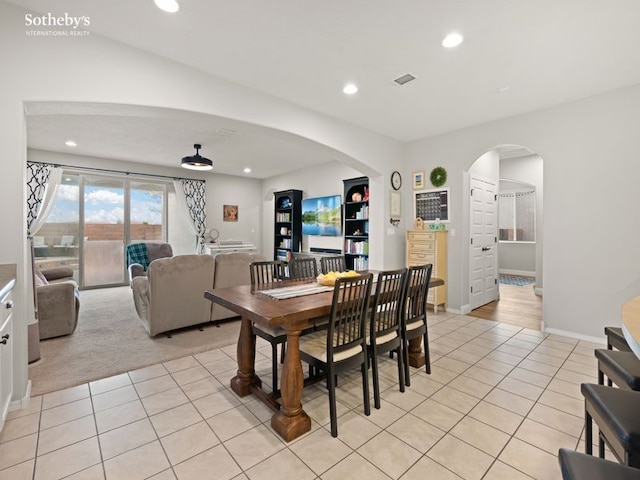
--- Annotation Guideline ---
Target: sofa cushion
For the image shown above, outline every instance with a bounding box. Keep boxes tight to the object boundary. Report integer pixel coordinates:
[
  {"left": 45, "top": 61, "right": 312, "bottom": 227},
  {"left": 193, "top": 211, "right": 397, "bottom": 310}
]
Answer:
[{"left": 34, "top": 269, "right": 48, "bottom": 287}]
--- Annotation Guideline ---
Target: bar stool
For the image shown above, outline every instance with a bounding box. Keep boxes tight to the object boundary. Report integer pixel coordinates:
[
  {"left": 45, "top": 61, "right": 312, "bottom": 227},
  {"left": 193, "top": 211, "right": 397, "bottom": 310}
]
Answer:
[
  {"left": 604, "top": 326, "right": 632, "bottom": 352},
  {"left": 595, "top": 349, "right": 640, "bottom": 389},
  {"left": 581, "top": 383, "right": 640, "bottom": 467},
  {"left": 558, "top": 448, "right": 640, "bottom": 479}
]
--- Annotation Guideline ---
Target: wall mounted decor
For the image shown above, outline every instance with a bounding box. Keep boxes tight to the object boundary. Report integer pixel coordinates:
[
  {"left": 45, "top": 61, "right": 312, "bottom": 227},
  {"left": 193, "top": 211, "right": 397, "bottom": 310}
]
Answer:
[
  {"left": 414, "top": 188, "right": 450, "bottom": 223},
  {"left": 412, "top": 171, "right": 425, "bottom": 190},
  {"left": 223, "top": 204, "right": 238, "bottom": 222},
  {"left": 430, "top": 166, "right": 447, "bottom": 187}
]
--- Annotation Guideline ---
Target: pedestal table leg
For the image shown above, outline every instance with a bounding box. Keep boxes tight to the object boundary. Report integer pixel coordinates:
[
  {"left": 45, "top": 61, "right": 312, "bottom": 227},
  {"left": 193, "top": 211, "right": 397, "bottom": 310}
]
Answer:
[{"left": 231, "top": 317, "right": 260, "bottom": 396}]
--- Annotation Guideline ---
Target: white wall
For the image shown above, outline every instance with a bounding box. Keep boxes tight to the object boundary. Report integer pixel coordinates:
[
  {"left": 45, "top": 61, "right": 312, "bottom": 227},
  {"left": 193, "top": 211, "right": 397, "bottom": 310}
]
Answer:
[
  {"left": 500, "top": 155, "right": 544, "bottom": 285},
  {"left": 406, "top": 84, "right": 640, "bottom": 339},
  {"left": 0, "top": 0, "right": 401, "bottom": 406}
]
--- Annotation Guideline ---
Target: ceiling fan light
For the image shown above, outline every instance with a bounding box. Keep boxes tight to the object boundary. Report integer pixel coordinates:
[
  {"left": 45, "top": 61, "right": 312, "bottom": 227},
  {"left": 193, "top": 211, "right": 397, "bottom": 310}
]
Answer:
[{"left": 181, "top": 143, "right": 213, "bottom": 171}]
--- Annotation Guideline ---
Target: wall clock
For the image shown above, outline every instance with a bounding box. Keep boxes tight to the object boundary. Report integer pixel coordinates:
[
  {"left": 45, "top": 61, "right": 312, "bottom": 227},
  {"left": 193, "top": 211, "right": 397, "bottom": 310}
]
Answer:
[{"left": 391, "top": 171, "right": 402, "bottom": 190}]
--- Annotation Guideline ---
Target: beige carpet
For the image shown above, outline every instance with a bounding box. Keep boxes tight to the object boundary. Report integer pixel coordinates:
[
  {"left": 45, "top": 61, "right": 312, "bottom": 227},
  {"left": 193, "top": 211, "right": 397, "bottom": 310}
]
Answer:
[{"left": 29, "top": 286, "right": 241, "bottom": 396}]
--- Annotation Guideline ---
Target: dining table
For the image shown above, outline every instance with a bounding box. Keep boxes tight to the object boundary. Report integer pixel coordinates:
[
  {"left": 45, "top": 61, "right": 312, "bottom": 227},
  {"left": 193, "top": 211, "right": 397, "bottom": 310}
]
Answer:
[
  {"left": 621, "top": 296, "right": 640, "bottom": 359},
  {"left": 204, "top": 275, "right": 444, "bottom": 442}
]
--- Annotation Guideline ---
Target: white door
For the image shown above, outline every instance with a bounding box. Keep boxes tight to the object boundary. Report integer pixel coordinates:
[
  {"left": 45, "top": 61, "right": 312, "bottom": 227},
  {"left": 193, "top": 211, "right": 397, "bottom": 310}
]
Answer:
[{"left": 469, "top": 175, "right": 499, "bottom": 310}]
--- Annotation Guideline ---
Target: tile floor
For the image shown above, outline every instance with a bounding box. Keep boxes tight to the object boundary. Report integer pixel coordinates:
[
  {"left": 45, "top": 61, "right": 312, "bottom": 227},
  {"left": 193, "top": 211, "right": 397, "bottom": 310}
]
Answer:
[{"left": 1, "top": 311, "right": 607, "bottom": 480}]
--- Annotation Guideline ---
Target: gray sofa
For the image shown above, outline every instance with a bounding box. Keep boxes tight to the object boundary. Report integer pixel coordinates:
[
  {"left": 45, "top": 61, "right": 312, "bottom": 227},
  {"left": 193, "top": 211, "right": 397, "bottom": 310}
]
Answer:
[
  {"left": 131, "top": 252, "right": 264, "bottom": 336},
  {"left": 36, "top": 266, "right": 80, "bottom": 340}
]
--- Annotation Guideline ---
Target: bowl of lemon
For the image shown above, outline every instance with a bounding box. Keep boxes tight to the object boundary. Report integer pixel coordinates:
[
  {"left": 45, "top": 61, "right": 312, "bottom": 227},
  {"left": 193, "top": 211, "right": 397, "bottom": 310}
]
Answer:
[{"left": 316, "top": 270, "right": 359, "bottom": 286}]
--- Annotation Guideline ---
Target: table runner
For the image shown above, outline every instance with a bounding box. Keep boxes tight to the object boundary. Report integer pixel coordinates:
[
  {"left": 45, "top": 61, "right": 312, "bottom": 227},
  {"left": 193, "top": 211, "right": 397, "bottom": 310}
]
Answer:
[{"left": 258, "top": 283, "right": 334, "bottom": 300}]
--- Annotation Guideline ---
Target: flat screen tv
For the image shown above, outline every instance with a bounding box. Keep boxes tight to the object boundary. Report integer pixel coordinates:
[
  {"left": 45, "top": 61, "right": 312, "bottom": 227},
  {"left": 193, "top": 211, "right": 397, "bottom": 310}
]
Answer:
[{"left": 301, "top": 195, "right": 342, "bottom": 236}]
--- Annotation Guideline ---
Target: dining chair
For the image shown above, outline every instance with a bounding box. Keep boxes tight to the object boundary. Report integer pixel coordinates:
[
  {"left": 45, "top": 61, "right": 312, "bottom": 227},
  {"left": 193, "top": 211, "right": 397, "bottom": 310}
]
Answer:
[
  {"left": 320, "top": 255, "right": 346, "bottom": 274},
  {"left": 368, "top": 268, "right": 408, "bottom": 409},
  {"left": 401, "top": 263, "right": 433, "bottom": 386},
  {"left": 288, "top": 257, "right": 318, "bottom": 280},
  {"left": 299, "top": 273, "right": 373, "bottom": 437},
  {"left": 249, "top": 260, "right": 287, "bottom": 394}
]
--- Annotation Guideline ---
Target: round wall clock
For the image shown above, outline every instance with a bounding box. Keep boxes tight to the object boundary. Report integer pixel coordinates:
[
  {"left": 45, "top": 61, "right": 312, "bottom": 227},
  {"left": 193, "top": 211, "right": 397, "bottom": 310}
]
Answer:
[
  {"left": 430, "top": 167, "right": 447, "bottom": 187},
  {"left": 391, "top": 171, "right": 402, "bottom": 190}
]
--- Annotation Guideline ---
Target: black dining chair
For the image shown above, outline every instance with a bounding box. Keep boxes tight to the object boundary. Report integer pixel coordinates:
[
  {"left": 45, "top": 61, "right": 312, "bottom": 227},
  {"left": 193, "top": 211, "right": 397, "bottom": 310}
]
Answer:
[
  {"left": 299, "top": 273, "right": 373, "bottom": 437},
  {"left": 320, "top": 255, "right": 346, "bottom": 274},
  {"left": 249, "top": 260, "right": 287, "bottom": 395},
  {"left": 289, "top": 257, "right": 318, "bottom": 280},
  {"left": 401, "top": 263, "right": 433, "bottom": 386},
  {"left": 368, "top": 268, "right": 408, "bottom": 409}
]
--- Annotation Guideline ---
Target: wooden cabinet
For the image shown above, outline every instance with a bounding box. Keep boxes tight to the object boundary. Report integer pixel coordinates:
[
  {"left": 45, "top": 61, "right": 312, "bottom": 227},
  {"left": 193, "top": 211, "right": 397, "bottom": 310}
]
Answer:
[
  {"left": 274, "top": 190, "right": 302, "bottom": 265},
  {"left": 406, "top": 230, "right": 447, "bottom": 312},
  {"left": 343, "top": 177, "right": 369, "bottom": 270},
  {"left": 0, "top": 265, "right": 16, "bottom": 431}
]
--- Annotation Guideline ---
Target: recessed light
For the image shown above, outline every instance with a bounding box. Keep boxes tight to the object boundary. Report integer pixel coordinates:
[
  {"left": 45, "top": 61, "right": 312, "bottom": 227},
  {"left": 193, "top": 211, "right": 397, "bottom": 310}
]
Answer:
[
  {"left": 442, "top": 32, "right": 463, "bottom": 48},
  {"left": 65, "top": 140, "right": 77, "bottom": 147},
  {"left": 244, "top": 167, "right": 251, "bottom": 173},
  {"left": 343, "top": 83, "right": 358, "bottom": 95},
  {"left": 154, "top": 0, "right": 179, "bottom": 13}
]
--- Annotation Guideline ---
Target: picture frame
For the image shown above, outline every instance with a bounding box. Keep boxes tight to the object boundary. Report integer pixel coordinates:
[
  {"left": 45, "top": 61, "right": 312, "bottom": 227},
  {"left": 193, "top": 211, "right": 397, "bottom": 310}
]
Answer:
[
  {"left": 412, "top": 171, "right": 425, "bottom": 190},
  {"left": 223, "top": 204, "right": 238, "bottom": 222},
  {"left": 413, "top": 187, "right": 451, "bottom": 223}
]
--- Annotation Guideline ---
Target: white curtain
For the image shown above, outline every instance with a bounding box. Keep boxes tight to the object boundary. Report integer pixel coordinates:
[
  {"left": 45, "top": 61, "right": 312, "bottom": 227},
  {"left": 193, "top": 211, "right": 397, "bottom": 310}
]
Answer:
[
  {"left": 172, "top": 179, "right": 207, "bottom": 253},
  {"left": 26, "top": 162, "right": 63, "bottom": 235}
]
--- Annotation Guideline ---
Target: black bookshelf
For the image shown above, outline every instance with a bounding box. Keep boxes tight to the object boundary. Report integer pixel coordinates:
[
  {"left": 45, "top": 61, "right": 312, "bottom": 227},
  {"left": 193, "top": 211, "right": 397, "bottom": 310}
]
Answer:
[
  {"left": 343, "top": 177, "right": 369, "bottom": 270},
  {"left": 274, "top": 189, "right": 303, "bottom": 264}
]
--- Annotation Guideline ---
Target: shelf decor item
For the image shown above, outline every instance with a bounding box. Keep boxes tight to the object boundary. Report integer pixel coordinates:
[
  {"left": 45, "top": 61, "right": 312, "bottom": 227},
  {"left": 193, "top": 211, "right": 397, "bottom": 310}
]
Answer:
[
  {"left": 412, "top": 171, "right": 425, "bottom": 190},
  {"left": 430, "top": 166, "right": 447, "bottom": 187}
]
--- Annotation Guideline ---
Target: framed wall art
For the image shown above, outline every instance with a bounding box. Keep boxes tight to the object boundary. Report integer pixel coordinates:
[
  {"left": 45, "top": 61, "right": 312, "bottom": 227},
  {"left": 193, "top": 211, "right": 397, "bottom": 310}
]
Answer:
[
  {"left": 223, "top": 204, "right": 238, "bottom": 222},
  {"left": 412, "top": 171, "right": 425, "bottom": 190}
]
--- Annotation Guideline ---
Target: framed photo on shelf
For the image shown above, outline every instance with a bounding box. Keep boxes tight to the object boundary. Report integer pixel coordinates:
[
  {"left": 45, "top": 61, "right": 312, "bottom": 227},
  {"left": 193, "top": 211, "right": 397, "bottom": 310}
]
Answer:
[
  {"left": 414, "top": 187, "right": 451, "bottom": 223},
  {"left": 412, "top": 171, "right": 425, "bottom": 190}
]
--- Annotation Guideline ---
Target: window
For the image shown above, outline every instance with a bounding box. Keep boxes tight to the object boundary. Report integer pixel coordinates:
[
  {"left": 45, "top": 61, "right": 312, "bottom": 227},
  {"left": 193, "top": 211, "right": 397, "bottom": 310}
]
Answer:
[{"left": 499, "top": 189, "right": 535, "bottom": 242}]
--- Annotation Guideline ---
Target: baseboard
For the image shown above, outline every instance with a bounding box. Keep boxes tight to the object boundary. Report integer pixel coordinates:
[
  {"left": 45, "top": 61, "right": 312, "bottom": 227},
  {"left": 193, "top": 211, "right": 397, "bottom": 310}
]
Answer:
[
  {"left": 499, "top": 269, "right": 535, "bottom": 277},
  {"left": 542, "top": 326, "right": 606, "bottom": 345},
  {"left": 458, "top": 304, "right": 472, "bottom": 315},
  {"left": 534, "top": 287, "right": 543, "bottom": 296},
  {"left": 9, "top": 380, "right": 32, "bottom": 412}
]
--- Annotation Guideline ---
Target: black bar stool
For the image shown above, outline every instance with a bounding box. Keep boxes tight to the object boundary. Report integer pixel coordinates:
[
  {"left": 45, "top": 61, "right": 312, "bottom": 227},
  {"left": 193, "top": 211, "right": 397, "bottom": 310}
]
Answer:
[
  {"left": 581, "top": 383, "right": 640, "bottom": 467},
  {"left": 595, "top": 349, "right": 640, "bottom": 389},
  {"left": 605, "top": 326, "right": 632, "bottom": 352},
  {"left": 558, "top": 448, "right": 640, "bottom": 479}
]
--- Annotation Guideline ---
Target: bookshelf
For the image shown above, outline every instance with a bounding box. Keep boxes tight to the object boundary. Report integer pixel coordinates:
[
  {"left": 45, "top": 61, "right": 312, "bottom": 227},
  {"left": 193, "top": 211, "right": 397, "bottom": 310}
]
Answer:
[
  {"left": 274, "top": 189, "right": 302, "bottom": 267},
  {"left": 343, "top": 176, "right": 369, "bottom": 271}
]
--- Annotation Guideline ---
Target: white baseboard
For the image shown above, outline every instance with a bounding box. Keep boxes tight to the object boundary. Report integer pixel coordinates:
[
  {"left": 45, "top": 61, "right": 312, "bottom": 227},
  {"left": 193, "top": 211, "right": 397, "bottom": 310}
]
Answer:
[
  {"left": 499, "top": 269, "right": 535, "bottom": 277},
  {"left": 9, "top": 380, "right": 32, "bottom": 412},
  {"left": 534, "top": 287, "right": 543, "bottom": 296},
  {"left": 542, "top": 326, "right": 606, "bottom": 345},
  {"left": 458, "top": 304, "right": 472, "bottom": 315}
]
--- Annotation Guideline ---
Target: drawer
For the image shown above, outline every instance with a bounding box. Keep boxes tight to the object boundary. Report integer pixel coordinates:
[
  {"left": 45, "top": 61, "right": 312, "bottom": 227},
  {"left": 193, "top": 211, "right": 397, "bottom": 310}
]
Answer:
[
  {"left": 407, "top": 241, "right": 435, "bottom": 253},
  {"left": 409, "top": 252, "right": 435, "bottom": 263},
  {"left": 408, "top": 231, "right": 435, "bottom": 242}
]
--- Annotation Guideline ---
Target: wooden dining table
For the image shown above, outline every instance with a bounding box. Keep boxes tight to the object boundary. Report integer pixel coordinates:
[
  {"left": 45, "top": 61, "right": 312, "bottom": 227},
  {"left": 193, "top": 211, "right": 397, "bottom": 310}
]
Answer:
[
  {"left": 621, "top": 296, "right": 640, "bottom": 359},
  {"left": 204, "top": 275, "right": 444, "bottom": 442}
]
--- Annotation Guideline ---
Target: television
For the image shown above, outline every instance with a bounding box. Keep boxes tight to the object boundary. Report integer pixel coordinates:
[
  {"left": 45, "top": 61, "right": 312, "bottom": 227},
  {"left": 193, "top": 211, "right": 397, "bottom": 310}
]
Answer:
[{"left": 301, "top": 195, "right": 342, "bottom": 236}]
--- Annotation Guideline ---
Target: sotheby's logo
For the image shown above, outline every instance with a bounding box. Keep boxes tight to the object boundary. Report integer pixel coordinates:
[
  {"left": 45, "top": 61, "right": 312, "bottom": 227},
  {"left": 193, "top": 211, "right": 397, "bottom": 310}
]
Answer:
[{"left": 25, "top": 12, "right": 91, "bottom": 36}]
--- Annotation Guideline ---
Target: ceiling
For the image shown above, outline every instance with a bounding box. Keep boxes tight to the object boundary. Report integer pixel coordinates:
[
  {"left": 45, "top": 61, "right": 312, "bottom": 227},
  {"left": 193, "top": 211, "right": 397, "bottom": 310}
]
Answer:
[{"left": 12, "top": 0, "right": 640, "bottom": 177}]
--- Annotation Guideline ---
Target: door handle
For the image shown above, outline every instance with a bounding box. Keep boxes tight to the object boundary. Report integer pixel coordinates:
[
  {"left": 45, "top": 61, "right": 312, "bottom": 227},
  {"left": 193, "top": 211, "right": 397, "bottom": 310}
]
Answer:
[{"left": 482, "top": 246, "right": 492, "bottom": 252}]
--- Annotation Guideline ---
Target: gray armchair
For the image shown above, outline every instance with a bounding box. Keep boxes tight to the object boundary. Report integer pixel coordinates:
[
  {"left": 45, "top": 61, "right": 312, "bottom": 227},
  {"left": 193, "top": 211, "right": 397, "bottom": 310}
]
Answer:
[
  {"left": 35, "top": 266, "right": 80, "bottom": 340},
  {"left": 126, "top": 242, "right": 173, "bottom": 282}
]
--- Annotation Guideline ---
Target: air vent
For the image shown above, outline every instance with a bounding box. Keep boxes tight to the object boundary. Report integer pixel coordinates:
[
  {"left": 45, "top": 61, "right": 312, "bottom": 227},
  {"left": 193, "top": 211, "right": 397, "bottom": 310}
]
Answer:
[{"left": 394, "top": 74, "right": 416, "bottom": 86}]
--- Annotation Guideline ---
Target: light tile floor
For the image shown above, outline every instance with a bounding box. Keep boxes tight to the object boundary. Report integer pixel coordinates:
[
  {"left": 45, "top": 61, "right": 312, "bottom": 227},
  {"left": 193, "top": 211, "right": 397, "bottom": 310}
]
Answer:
[{"left": 1, "top": 311, "right": 607, "bottom": 480}]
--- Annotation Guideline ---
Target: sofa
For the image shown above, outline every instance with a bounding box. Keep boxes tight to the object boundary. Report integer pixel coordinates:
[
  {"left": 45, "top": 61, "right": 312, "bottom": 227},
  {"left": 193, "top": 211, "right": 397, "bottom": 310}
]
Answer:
[
  {"left": 35, "top": 266, "right": 80, "bottom": 340},
  {"left": 131, "top": 252, "right": 264, "bottom": 336}
]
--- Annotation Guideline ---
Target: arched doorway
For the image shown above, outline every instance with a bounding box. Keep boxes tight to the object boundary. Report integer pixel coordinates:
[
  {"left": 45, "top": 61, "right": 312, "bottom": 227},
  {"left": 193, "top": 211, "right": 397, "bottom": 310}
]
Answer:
[{"left": 466, "top": 145, "right": 543, "bottom": 330}]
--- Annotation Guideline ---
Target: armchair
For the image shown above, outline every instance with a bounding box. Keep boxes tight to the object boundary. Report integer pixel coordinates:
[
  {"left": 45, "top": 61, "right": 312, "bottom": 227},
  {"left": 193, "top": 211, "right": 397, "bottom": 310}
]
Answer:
[
  {"left": 126, "top": 242, "right": 173, "bottom": 282},
  {"left": 35, "top": 266, "right": 80, "bottom": 340}
]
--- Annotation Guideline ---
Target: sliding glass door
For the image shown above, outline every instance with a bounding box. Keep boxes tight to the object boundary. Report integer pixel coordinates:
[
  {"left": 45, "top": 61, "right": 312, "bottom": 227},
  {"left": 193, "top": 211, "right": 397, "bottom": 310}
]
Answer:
[{"left": 37, "top": 172, "right": 168, "bottom": 289}]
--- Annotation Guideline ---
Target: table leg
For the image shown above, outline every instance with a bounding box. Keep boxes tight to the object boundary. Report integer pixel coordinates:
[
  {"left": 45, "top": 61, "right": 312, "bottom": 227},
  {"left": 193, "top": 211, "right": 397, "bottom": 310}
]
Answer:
[
  {"left": 231, "top": 316, "right": 260, "bottom": 396},
  {"left": 408, "top": 337, "right": 426, "bottom": 368},
  {"left": 271, "top": 328, "right": 311, "bottom": 441}
]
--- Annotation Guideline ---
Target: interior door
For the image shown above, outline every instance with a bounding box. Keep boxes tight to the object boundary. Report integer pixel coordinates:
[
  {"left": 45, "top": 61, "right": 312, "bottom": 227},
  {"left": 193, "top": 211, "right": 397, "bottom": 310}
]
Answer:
[{"left": 469, "top": 175, "right": 499, "bottom": 310}]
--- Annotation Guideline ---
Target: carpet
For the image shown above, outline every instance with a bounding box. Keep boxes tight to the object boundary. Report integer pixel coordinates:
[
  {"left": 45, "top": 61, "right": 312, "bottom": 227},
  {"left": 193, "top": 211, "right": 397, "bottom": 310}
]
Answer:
[
  {"left": 499, "top": 275, "right": 534, "bottom": 286},
  {"left": 29, "top": 286, "right": 241, "bottom": 396}
]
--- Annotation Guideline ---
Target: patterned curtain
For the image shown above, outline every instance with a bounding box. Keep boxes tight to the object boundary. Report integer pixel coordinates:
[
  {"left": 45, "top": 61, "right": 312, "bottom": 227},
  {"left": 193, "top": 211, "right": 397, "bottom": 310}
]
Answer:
[
  {"left": 26, "top": 162, "right": 63, "bottom": 235},
  {"left": 173, "top": 179, "right": 207, "bottom": 253}
]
